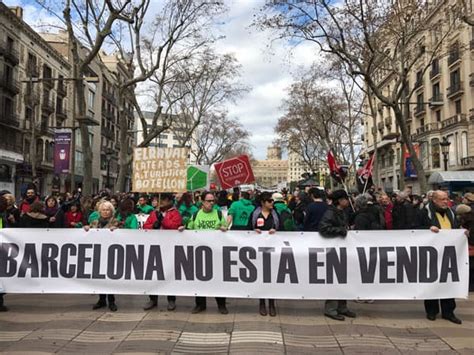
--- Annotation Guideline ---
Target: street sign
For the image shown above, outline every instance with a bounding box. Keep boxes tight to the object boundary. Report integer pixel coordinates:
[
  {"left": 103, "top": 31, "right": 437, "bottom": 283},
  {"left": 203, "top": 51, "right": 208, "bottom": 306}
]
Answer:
[
  {"left": 214, "top": 155, "right": 255, "bottom": 189},
  {"left": 187, "top": 165, "right": 209, "bottom": 191}
]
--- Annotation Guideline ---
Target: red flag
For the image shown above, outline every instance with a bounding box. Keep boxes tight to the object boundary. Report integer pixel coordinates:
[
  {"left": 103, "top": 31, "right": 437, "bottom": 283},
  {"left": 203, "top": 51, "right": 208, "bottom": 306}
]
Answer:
[
  {"left": 327, "top": 151, "right": 345, "bottom": 183},
  {"left": 360, "top": 154, "right": 375, "bottom": 180}
]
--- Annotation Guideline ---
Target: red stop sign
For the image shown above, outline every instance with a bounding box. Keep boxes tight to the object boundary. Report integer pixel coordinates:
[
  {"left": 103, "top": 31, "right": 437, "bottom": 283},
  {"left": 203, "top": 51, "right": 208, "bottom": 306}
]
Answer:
[{"left": 214, "top": 155, "right": 255, "bottom": 189}]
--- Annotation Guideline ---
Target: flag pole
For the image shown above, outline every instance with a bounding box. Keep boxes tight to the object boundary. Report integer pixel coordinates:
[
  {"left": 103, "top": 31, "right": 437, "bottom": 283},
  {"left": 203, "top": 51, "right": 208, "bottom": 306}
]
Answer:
[{"left": 362, "top": 152, "right": 376, "bottom": 195}]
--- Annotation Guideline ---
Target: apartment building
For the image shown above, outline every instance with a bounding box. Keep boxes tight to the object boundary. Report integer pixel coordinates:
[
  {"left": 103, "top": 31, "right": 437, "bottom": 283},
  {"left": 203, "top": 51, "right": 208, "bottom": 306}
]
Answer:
[
  {"left": 362, "top": 1, "right": 474, "bottom": 193},
  {"left": 253, "top": 146, "right": 288, "bottom": 188},
  {"left": 0, "top": 4, "right": 72, "bottom": 196},
  {"left": 287, "top": 150, "right": 329, "bottom": 186}
]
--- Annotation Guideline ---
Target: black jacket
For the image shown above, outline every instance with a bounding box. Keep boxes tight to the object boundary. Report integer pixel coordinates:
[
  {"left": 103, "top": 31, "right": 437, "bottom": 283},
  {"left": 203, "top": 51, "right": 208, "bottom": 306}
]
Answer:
[
  {"left": 19, "top": 212, "right": 49, "bottom": 228},
  {"left": 319, "top": 205, "right": 348, "bottom": 238},
  {"left": 419, "top": 202, "right": 458, "bottom": 229},
  {"left": 392, "top": 200, "right": 417, "bottom": 230},
  {"left": 354, "top": 205, "right": 384, "bottom": 231}
]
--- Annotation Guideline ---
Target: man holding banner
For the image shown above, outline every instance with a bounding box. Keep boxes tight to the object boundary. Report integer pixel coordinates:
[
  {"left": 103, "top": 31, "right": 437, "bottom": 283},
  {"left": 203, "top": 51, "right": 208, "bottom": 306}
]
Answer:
[
  {"left": 420, "top": 190, "right": 462, "bottom": 324},
  {"left": 319, "top": 190, "right": 357, "bottom": 321}
]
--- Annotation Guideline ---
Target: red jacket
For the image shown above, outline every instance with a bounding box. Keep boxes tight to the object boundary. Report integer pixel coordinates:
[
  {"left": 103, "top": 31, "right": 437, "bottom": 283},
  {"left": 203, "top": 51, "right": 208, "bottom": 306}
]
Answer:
[
  {"left": 19, "top": 197, "right": 39, "bottom": 215},
  {"left": 64, "top": 211, "right": 83, "bottom": 227},
  {"left": 383, "top": 203, "right": 393, "bottom": 230},
  {"left": 144, "top": 207, "right": 182, "bottom": 230}
]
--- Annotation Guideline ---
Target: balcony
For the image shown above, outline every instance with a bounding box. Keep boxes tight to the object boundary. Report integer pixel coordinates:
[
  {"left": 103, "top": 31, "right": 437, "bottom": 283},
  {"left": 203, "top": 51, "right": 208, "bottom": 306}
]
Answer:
[
  {"left": 447, "top": 50, "right": 460, "bottom": 67},
  {"left": 102, "top": 126, "right": 114, "bottom": 140},
  {"left": 41, "top": 96, "right": 55, "bottom": 113},
  {"left": 0, "top": 76, "right": 20, "bottom": 95},
  {"left": 415, "top": 122, "right": 439, "bottom": 136},
  {"left": 56, "top": 108, "right": 68, "bottom": 122},
  {"left": 429, "top": 67, "right": 441, "bottom": 80},
  {"left": 414, "top": 104, "right": 426, "bottom": 117},
  {"left": 0, "top": 39, "right": 19, "bottom": 65},
  {"left": 24, "top": 86, "right": 40, "bottom": 106},
  {"left": 26, "top": 63, "right": 39, "bottom": 78},
  {"left": 441, "top": 113, "right": 467, "bottom": 130},
  {"left": 42, "top": 77, "right": 54, "bottom": 90},
  {"left": 0, "top": 112, "right": 20, "bottom": 127},
  {"left": 57, "top": 83, "right": 67, "bottom": 96},
  {"left": 461, "top": 156, "right": 474, "bottom": 169},
  {"left": 38, "top": 121, "right": 53, "bottom": 135},
  {"left": 447, "top": 82, "right": 463, "bottom": 99},
  {"left": 103, "top": 90, "right": 116, "bottom": 104},
  {"left": 429, "top": 94, "right": 443, "bottom": 108}
]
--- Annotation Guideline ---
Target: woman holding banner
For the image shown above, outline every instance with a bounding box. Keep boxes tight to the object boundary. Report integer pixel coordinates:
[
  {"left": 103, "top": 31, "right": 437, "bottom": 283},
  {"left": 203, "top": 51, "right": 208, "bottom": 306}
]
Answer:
[
  {"left": 249, "top": 191, "right": 281, "bottom": 317},
  {"left": 84, "top": 201, "right": 120, "bottom": 312}
]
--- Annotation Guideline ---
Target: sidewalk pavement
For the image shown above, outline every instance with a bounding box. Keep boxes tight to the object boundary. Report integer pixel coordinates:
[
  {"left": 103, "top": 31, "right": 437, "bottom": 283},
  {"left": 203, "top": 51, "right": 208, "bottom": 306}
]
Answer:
[{"left": 0, "top": 294, "right": 472, "bottom": 354}]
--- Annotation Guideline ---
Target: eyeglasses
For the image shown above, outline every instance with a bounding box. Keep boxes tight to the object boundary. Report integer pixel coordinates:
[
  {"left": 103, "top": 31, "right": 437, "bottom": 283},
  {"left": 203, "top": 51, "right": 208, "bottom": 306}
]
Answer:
[{"left": 204, "top": 199, "right": 215, "bottom": 203}]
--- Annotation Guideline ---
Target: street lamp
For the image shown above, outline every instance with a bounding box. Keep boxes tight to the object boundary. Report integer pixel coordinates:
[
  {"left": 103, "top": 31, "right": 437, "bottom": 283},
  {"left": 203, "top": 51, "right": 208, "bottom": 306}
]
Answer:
[
  {"left": 439, "top": 136, "right": 451, "bottom": 171},
  {"left": 105, "top": 149, "right": 114, "bottom": 189}
]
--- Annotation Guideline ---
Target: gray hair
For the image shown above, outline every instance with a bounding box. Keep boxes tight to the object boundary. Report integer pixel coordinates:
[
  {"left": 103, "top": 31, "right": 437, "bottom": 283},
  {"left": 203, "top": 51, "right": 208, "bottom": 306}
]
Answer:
[
  {"left": 98, "top": 200, "right": 115, "bottom": 216},
  {"left": 355, "top": 193, "right": 371, "bottom": 210}
]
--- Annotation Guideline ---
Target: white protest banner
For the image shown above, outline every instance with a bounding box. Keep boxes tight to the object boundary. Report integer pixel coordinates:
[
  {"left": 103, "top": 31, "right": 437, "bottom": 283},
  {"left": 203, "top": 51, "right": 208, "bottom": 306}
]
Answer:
[
  {"left": 132, "top": 147, "right": 188, "bottom": 193},
  {"left": 0, "top": 229, "right": 468, "bottom": 299}
]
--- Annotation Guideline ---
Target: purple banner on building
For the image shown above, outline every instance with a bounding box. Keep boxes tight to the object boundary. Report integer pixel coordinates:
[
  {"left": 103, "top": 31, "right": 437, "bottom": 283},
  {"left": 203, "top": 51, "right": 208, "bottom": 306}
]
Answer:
[{"left": 54, "top": 130, "right": 71, "bottom": 174}]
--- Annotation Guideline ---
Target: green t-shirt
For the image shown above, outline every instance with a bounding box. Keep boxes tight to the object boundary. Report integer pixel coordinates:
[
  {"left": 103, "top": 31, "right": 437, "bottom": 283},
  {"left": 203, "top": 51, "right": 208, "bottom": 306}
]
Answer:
[
  {"left": 116, "top": 214, "right": 138, "bottom": 229},
  {"left": 187, "top": 209, "right": 227, "bottom": 230},
  {"left": 137, "top": 204, "right": 154, "bottom": 214},
  {"left": 228, "top": 199, "right": 255, "bottom": 227}
]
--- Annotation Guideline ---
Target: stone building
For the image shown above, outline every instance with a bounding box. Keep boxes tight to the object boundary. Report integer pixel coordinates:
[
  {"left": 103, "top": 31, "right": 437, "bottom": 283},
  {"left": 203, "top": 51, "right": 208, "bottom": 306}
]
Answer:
[
  {"left": 362, "top": 0, "right": 474, "bottom": 193},
  {"left": 253, "top": 146, "right": 288, "bottom": 188}
]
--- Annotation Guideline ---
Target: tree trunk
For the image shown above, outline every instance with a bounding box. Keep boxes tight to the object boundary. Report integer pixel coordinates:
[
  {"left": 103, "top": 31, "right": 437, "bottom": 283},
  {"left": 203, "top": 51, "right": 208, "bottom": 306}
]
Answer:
[
  {"left": 74, "top": 76, "right": 93, "bottom": 195},
  {"left": 116, "top": 89, "right": 129, "bottom": 192}
]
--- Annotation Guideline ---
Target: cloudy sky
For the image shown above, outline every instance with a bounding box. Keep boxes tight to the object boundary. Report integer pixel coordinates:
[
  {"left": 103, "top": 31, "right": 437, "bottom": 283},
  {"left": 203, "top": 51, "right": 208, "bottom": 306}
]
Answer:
[{"left": 5, "top": 0, "right": 318, "bottom": 160}]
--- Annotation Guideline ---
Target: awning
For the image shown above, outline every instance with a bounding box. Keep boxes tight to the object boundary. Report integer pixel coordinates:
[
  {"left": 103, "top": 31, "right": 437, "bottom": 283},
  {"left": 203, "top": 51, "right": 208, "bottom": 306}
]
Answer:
[{"left": 428, "top": 171, "right": 474, "bottom": 184}]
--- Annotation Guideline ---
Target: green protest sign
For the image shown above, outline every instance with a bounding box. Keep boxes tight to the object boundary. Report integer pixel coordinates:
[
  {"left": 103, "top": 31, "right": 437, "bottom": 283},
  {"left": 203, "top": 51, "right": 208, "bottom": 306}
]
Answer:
[{"left": 187, "top": 165, "right": 209, "bottom": 191}]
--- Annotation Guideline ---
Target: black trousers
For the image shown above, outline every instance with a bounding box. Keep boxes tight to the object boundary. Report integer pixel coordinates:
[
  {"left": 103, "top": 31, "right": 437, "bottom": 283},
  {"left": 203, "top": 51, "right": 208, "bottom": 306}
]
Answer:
[
  {"left": 149, "top": 295, "right": 176, "bottom": 303},
  {"left": 195, "top": 296, "right": 226, "bottom": 308},
  {"left": 424, "top": 298, "right": 456, "bottom": 316},
  {"left": 99, "top": 294, "right": 115, "bottom": 304}
]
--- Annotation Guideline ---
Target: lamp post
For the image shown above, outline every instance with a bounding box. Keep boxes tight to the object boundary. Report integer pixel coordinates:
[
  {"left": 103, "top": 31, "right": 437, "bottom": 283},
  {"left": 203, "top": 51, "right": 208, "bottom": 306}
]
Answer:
[
  {"left": 440, "top": 136, "right": 451, "bottom": 171},
  {"left": 105, "top": 149, "right": 113, "bottom": 189}
]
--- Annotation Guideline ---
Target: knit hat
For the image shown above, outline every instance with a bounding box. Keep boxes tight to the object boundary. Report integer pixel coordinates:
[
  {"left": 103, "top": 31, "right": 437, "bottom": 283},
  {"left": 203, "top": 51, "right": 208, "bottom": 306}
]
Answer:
[
  {"left": 272, "top": 192, "right": 284, "bottom": 202},
  {"left": 455, "top": 204, "right": 472, "bottom": 215}
]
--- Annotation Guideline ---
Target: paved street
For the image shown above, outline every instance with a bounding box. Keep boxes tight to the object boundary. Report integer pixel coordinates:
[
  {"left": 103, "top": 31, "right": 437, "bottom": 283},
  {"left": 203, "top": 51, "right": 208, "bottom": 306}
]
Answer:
[{"left": 0, "top": 294, "right": 472, "bottom": 354}]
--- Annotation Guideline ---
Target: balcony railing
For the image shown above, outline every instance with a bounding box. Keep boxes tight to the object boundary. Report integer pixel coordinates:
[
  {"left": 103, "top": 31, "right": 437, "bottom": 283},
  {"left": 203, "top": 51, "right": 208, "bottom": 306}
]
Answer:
[
  {"left": 102, "top": 126, "right": 114, "bottom": 139},
  {"left": 441, "top": 114, "right": 467, "bottom": 129},
  {"left": 461, "top": 156, "right": 474, "bottom": 169},
  {"left": 447, "top": 50, "right": 460, "bottom": 66},
  {"left": 414, "top": 104, "right": 426, "bottom": 116},
  {"left": 57, "top": 83, "right": 67, "bottom": 96},
  {"left": 42, "top": 77, "right": 54, "bottom": 89},
  {"left": 0, "top": 76, "right": 20, "bottom": 95},
  {"left": 0, "top": 39, "right": 19, "bottom": 65},
  {"left": 26, "top": 63, "right": 39, "bottom": 78},
  {"left": 42, "top": 97, "right": 55, "bottom": 113},
  {"left": 56, "top": 108, "right": 68, "bottom": 121},
  {"left": 429, "top": 67, "right": 441, "bottom": 79},
  {"left": 24, "top": 86, "right": 40, "bottom": 105},
  {"left": 447, "top": 82, "right": 463, "bottom": 99},
  {"left": 415, "top": 122, "right": 439, "bottom": 135},
  {"left": 0, "top": 136, "right": 22, "bottom": 152},
  {"left": 429, "top": 94, "right": 443, "bottom": 108},
  {"left": 0, "top": 112, "right": 20, "bottom": 127}
]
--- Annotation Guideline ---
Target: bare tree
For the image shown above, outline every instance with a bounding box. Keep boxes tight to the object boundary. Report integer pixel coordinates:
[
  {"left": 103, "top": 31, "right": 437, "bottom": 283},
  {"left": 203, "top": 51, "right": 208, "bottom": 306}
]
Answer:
[
  {"left": 108, "top": 0, "right": 225, "bottom": 191},
  {"left": 275, "top": 69, "right": 353, "bottom": 176},
  {"left": 192, "top": 112, "right": 250, "bottom": 165},
  {"left": 167, "top": 49, "right": 249, "bottom": 148},
  {"left": 259, "top": 0, "right": 460, "bottom": 192}
]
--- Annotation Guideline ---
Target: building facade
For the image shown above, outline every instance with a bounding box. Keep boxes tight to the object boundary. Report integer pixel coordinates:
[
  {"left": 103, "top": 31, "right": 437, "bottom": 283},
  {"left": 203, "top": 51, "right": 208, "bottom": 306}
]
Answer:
[
  {"left": 0, "top": 4, "right": 72, "bottom": 196},
  {"left": 253, "top": 146, "right": 288, "bottom": 188},
  {"left": 362, "top": 1, "right": 474, "bottom": 193}
]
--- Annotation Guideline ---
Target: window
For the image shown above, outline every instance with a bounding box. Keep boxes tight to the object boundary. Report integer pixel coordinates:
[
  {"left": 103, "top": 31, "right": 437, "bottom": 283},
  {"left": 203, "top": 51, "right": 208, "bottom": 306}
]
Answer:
[
  {"left": 448, "top": 135, "right": 456, "bottom": 166},
  {"left": 88, "top": 90, "right": 95, "bottom": 109},
  {"left": 455, "top": 99, "right": 462, "bottom": 114},
  {"left": 432, "top": 82, "right": 440, "bottom": 100},
  {"left": 450, "top": 69, "right": 460, "bottom": 87},
  {"left": 461, "top": 132, "right": 468, "bottom": 159},
  {"left": 435, "top": 110, "right": 441, "bottom": 122},
  {"left": 431, "top": 138, "right": 440, "bottom": 169}
]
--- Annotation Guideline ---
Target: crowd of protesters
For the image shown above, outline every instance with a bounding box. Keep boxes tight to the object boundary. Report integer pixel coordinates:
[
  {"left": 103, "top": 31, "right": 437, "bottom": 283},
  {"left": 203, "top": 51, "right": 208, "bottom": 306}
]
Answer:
[{"left": 0, "top": 185, "right": 473, "bottom": 324}]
